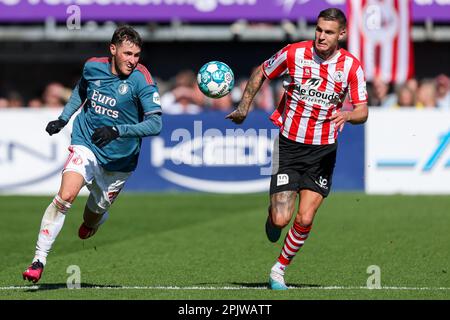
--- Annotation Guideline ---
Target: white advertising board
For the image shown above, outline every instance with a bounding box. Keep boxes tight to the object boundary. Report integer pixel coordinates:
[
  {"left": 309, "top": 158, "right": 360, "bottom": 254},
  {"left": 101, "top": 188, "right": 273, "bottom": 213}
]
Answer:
[
  {"left": 0, "top": 109, "right": 88, "bottom": 195},
  {"left": 366, "top": 109, "right": 450, "bottom": 194}
]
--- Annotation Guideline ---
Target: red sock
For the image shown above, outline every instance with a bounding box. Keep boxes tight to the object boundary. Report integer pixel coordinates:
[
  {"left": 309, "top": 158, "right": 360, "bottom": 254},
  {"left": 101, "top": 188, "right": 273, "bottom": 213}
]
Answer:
[{"left": 277, "top": 222, "right": 312, "bottom": 266}]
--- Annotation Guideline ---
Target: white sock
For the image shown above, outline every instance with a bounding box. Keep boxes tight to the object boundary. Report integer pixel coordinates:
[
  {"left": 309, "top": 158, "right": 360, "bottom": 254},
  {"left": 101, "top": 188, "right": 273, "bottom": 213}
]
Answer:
[
  {"left": 271, "top": 261, "right": 287, "bottom": 275},
  {"left": 33, "top": 195, "right": 71, "bottom": 265}
]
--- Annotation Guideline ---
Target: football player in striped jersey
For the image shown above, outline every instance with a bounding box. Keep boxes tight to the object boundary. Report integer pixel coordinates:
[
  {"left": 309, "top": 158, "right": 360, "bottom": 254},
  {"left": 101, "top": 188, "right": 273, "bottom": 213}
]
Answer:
[{"left": 227, "top": 8, "right": 368, "bottom": 290}]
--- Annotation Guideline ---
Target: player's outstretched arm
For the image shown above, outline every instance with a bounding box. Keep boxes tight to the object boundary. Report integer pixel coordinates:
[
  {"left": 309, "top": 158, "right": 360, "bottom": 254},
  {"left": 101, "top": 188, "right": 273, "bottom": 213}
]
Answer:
[
  {"left": 330, "top": 103, "right": 368, "bottom": 132},
  {"left": 115, "top": 113, "right": 162, "bottom": 138},
  {"left": 226, "top": 66, "right": 266, "bottom": 124}
]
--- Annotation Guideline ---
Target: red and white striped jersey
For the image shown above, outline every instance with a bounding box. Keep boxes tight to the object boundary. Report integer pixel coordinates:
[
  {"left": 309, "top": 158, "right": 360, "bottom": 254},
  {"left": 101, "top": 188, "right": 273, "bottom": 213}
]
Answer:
[{"left": 262, "top": 40, "right": 367, "bottom": 145}]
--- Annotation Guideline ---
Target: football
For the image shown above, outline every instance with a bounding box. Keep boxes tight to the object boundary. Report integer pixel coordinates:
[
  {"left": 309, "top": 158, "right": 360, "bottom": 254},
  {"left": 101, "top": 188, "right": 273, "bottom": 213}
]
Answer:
[{"left": 197, "top": 61, "right": 235, "bottom": 98}]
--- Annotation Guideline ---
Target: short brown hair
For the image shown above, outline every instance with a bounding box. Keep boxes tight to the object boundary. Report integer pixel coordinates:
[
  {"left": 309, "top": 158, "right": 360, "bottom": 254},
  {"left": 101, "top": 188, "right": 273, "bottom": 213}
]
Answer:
[
  {"left": 318, "top": 8, "right": 347, "bottom": 29},
  {"left": 111, "top": 25, "right": 143, "bottom": 48}
]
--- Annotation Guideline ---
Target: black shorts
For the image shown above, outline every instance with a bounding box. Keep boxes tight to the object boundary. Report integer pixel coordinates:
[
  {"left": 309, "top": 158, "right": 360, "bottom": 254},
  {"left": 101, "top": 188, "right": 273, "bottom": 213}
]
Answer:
[{"left": 269, "top": 134, "right": 337, "bottom": 197}]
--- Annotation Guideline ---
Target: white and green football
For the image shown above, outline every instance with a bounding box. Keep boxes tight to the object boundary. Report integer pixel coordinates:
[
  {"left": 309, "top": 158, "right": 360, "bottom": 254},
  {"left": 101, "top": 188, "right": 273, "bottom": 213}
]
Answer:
[{"left": 197, "top": 61, "right": 235, "bottom": 99}]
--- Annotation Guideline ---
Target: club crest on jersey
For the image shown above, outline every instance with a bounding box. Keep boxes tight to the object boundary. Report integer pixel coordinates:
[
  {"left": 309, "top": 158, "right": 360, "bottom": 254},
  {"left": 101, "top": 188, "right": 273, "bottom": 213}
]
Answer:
[
  {"left": 333, "top": 71, "right": 344, "bottom": 82},
  {"left": 118, "top": 83, "right": 129, "bottom": 95}
]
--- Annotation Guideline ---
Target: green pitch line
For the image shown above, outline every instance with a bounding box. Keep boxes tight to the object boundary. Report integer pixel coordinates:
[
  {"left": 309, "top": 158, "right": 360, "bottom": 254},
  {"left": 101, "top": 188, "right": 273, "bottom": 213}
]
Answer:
[{"left": 0, "top": 193, "right": 449, "bottom": 300}]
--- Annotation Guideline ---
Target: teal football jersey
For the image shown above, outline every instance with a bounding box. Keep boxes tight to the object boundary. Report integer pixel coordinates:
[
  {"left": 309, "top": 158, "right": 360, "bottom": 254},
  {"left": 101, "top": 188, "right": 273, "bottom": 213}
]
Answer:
[{"left": 60, "top": 57, "right": 162, "bottom": 172}]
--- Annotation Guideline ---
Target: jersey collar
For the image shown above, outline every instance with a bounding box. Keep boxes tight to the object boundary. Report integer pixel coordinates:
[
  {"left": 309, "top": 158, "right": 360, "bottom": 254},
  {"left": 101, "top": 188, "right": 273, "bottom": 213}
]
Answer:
[{"left": 312, "top": 47, "right": 342, "bottom": 65}]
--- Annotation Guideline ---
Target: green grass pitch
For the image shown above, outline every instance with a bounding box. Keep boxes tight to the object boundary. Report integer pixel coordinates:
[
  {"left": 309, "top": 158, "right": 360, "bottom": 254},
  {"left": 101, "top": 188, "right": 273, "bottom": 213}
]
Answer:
[{"left": 0, "top": 193, "right": 449, "bottom": 300}]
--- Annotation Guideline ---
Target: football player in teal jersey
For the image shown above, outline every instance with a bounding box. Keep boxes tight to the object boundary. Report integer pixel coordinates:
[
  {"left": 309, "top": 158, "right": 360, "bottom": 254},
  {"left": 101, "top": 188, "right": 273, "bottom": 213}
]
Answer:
[{"left": 23, "top": 25, "right": 162, "bottom": 283}]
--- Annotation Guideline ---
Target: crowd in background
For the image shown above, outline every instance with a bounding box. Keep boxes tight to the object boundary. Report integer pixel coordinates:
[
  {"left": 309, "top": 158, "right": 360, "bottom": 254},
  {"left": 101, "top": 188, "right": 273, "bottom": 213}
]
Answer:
[
  {"left": 367, "top": 74, "right": 450, "bottom": 110},
  {"left": 0, "top": 70, "right": 449, "bottom": 112}
]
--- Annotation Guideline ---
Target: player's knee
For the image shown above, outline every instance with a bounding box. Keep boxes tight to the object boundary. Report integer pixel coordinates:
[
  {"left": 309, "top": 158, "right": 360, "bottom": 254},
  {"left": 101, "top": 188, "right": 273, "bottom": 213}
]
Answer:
[
  {"left": 270, "top": 208, "right": 291, "bottom": 228},
  {"left": 272, "top": 215, "right": 290, "bottom": 228},
  {"left": 58, "top": 191, "right": 77, "bottom": 204},
  {"left": 297, "top": 217, "right": 313, "bottom": 228},
  {"left": 296, "top": 210, "right": 316, "bottom": 227}
]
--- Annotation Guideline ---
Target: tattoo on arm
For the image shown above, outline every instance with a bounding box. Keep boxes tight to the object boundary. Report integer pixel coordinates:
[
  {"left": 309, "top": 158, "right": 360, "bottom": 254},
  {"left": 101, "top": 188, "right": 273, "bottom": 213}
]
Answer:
[{"left": 237, "top": 67, "right": 266, "bottom": 114}]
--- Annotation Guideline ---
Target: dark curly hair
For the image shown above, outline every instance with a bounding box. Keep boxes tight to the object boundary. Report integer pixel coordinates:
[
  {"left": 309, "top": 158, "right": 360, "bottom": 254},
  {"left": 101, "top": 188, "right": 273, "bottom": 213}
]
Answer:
[{"left": 111, "top": 25, "right": 143, "bottom": 48}]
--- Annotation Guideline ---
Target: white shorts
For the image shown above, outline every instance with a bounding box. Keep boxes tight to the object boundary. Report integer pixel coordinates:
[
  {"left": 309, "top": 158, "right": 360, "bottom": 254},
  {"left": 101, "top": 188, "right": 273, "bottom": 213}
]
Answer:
[{"left": 63, "top": 145, "right": 131, "bottom": 214}]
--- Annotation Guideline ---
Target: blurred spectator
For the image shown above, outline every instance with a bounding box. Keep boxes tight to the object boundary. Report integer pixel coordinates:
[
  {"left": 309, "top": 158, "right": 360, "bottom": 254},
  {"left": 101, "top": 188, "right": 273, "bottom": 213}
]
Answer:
[
  {"left": 209, "top": 95, "right": 233, "bottom": 112},
  {"left": 0, "top": 91, "right": 25, "bottom": 108},
  {"left": 28, "top": 98, "right": 44, "bottom": 108},
  {"left": 435, "top": 74, "right": 450, "bottom": 110},
  {"left": 405, "top": 78, "right": 419, "bottom": 94},
  {"left": 0, "top": 97, "right": 8, "bottom": 108},
  {"left": 42, "top": 82, "right": 71, "bottom": 108},
  {"left": 161, "top": 70, "right": 206, "bottom": 113},
  {"left": 191, "top": 85, "right": 207, "bottom": 108},
  {"left": 153, "top": 76, "right": 170, "bottom": 96},
  {"left": 230, "top": 73, "right": 274, "bottom": 112},
  {"left": 394, "top": 84, "right": 416, "bottom": 108},
  {"left": 7, "top": 91, "right": 25, "bottom": 108},
  {"left": 416, "top": 79, "right": 437, "bottom": 108},
  {"left": 2, "top": 71, "right": 448, "bottom": 113},
  {"left": 254, "top": 80, "right": 275, "bottom": 112},
  {"left": 230, "top": 78, "right": 248, "bottom": 108},
  {"left": 367, "top": 76, "right": 397, "bottom": 108},
  {"left": 274, "top": 80, "right": 285, "bottom": 105},
  {"left": 163, "top": 86, "right": 202, "bottom": 115}
]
